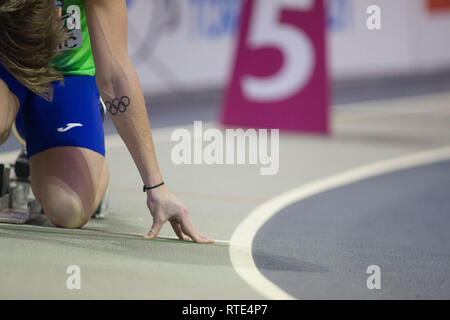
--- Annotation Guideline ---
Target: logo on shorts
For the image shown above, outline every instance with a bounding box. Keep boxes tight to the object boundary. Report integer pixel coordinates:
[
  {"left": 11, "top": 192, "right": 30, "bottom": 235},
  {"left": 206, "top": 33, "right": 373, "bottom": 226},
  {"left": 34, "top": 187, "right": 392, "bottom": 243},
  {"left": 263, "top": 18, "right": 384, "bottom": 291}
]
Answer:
[{"left": 57, "top": 123, "right": 83, "bottom": 133}]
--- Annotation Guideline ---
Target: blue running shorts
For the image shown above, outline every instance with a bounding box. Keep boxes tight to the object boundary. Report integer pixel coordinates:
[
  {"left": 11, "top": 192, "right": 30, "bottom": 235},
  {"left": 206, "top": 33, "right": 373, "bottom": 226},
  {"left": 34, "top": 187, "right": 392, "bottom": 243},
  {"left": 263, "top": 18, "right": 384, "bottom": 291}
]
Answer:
[{"left": 1, "top": 65, "right": 105, "bottom": 158}]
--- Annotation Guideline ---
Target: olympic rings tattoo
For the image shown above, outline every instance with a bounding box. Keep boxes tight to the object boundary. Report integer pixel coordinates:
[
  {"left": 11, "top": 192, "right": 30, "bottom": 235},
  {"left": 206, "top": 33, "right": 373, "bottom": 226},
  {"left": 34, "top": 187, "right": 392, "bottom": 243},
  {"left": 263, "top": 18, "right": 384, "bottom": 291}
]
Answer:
[{"left": 105, "top": 96, "right": 131, "bottom": 116}]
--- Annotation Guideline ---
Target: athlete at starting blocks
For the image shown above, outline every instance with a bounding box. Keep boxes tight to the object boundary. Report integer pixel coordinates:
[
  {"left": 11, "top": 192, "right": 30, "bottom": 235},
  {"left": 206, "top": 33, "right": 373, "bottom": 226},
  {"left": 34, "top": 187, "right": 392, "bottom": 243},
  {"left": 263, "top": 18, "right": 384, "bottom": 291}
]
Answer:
[{"left": 0, "top": 0, "right": 213, "bottom": 243}]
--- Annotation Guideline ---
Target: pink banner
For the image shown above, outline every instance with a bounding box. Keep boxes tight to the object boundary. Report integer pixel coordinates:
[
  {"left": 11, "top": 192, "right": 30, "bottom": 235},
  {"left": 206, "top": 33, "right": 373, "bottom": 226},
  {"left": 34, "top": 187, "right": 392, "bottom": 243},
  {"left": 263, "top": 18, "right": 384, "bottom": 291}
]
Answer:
[{"left": 221, "top": 0, "right": 329, "bottom": 133}]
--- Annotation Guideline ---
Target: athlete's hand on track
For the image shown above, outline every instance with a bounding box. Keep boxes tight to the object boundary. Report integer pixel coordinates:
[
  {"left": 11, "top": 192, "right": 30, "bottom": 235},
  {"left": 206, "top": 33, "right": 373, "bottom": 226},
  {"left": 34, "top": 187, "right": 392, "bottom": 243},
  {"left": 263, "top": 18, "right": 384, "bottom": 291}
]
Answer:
[{"left": 144, "top": 185, "right": 214, "bottom": 244}]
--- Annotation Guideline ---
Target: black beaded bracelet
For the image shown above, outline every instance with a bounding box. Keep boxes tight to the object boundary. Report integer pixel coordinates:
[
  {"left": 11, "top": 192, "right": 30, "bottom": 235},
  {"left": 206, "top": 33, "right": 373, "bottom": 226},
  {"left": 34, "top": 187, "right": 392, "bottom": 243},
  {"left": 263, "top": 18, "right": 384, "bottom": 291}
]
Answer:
[{"left": 143, "top": 182, "right": 165, "bottom": 192}]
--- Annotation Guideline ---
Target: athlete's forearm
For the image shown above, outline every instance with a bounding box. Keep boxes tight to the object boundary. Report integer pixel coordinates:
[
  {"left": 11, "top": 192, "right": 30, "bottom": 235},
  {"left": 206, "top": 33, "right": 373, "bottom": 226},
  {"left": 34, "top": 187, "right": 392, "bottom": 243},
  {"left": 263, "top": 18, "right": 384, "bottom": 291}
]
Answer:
[
  {"left": 86, "top": 0, "right": 163, "bottom": 187},
  {"left": 98, "top": 61, "right": 163, "bottom": 187}
]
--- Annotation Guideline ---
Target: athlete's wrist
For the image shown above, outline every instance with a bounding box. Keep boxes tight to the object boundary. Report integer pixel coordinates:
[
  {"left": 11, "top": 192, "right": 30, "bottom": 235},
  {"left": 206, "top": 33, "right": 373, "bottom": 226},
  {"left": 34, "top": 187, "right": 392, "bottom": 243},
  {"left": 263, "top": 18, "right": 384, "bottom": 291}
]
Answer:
[
  {"left": 143, "top": 182, "right": 164, "bottom": 193},
  {"left": 146, "top": 184, "right": 170, "bottom": 203}
]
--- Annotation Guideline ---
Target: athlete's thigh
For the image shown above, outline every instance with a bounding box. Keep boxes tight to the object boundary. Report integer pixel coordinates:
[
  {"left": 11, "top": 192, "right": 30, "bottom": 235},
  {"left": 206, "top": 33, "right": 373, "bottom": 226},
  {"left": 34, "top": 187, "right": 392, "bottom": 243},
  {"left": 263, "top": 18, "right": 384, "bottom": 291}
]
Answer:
[{"left": 23, "top": 75, "right": 108, "bottom": 215}]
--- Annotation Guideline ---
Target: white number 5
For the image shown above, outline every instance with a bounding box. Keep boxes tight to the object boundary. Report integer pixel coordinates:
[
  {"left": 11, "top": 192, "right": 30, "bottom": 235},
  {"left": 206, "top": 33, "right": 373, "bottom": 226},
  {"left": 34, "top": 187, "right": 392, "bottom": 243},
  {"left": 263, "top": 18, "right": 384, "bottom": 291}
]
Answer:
[{"left": 243, "top": 0, "right": 315, "bottom": 102}]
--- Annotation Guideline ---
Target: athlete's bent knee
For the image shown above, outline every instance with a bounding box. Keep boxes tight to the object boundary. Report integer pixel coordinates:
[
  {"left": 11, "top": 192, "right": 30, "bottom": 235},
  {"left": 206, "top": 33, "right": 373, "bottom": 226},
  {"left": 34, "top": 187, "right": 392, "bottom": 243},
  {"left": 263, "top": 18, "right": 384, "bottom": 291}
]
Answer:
[{"left": 42, "top": 192, "right": 90, "bottom": 229}]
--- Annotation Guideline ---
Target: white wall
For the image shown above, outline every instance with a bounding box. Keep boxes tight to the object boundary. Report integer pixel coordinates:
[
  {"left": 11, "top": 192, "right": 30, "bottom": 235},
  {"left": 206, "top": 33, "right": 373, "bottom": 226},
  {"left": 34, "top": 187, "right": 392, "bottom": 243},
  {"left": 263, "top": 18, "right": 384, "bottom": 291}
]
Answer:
[{"left": 126, "top": 0, "right": 450, "bottom": 95}]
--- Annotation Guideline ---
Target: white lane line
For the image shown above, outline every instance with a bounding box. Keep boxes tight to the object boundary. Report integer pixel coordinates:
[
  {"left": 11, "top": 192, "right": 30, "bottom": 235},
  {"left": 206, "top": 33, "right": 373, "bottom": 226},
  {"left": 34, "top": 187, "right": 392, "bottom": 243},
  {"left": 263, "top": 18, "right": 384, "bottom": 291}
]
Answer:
[
  {"left": 0, "top": 223, "right": 230, "bottom": 245},
  {"left": 229, "top": 145, "right": 450, "bottom": 300}
]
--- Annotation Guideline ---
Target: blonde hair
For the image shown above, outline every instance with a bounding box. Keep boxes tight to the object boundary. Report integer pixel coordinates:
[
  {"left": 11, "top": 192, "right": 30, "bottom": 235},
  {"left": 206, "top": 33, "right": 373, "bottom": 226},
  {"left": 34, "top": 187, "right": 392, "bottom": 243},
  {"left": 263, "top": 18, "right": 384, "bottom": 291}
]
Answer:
[{"left": 0, "top": 0, "right": 66, "bottom": 100}]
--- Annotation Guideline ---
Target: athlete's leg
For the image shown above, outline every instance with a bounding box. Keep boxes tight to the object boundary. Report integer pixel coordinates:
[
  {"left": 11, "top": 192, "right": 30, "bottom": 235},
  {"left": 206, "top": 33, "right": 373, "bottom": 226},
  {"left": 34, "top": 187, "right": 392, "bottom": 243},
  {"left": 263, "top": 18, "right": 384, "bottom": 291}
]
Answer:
[
  {"left": 1, "top": 67, "right": 31, "bottom": 223},
  {"left": 29, "top": 147, "right": 109, "bottom": 228},
  {"left": 23, "top": 75, "right": 108, "bottom": 228}
]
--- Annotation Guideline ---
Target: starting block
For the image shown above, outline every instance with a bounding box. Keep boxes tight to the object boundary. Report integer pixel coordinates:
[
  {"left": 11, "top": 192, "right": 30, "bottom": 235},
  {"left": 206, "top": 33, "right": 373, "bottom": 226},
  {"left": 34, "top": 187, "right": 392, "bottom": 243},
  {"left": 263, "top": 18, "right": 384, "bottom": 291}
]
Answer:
[{"left": 0, "top": 160, "right": 42, "bottom": 224}]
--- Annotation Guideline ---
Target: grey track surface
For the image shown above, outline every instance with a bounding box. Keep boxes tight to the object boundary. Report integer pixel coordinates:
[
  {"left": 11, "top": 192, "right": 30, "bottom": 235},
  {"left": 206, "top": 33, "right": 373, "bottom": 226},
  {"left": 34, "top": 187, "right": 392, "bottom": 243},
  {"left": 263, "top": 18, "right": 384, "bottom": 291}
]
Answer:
[
  {"left": 253, "top": 161, "right": 450, "bottom": 299},
  {"left": 333, "top": 70, "right": 450, "bottom": 105}
]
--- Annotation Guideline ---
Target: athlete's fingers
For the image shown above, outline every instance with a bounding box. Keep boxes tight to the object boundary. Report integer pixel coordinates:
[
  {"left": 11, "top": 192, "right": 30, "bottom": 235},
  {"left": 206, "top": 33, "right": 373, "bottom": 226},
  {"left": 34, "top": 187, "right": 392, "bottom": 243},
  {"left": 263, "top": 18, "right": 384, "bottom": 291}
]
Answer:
[
  {"left": 143, "top": 219, "right": 164, "bottom": 240},
  {"left": 170, "top": 219, "right": 191, "bottom": 241},
  {"left": 178, "top": 214, "right": 214, "bottom": 244},
  {"left": 198, "top": 234, "right": 214, "bottom": 244},
  {"left": 198, "top": 234, "right": 212, "bottom": 241}
]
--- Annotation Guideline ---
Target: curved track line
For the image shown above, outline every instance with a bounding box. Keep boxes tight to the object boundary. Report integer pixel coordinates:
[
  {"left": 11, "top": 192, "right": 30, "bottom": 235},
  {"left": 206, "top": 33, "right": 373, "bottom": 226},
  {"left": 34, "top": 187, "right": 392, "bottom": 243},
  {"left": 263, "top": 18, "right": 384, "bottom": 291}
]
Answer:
[{"left": 229, "top": 145, "right": 450, "bottom": 300}]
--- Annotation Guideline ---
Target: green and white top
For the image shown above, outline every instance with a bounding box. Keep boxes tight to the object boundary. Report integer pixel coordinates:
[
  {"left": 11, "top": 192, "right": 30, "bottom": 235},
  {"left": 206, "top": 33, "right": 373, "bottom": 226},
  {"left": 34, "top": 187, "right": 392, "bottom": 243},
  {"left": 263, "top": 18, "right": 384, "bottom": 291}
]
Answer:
[{"left": 53, "top": 0, "right": 96, "bottom": 76}]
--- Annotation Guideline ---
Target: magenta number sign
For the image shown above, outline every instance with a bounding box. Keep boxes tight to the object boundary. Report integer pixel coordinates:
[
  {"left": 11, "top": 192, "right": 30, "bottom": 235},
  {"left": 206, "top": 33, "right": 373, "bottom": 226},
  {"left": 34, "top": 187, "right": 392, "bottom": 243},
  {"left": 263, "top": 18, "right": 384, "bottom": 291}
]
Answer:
[{"left": 221, "top": 0, "right": 329, "bottom": 133}]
